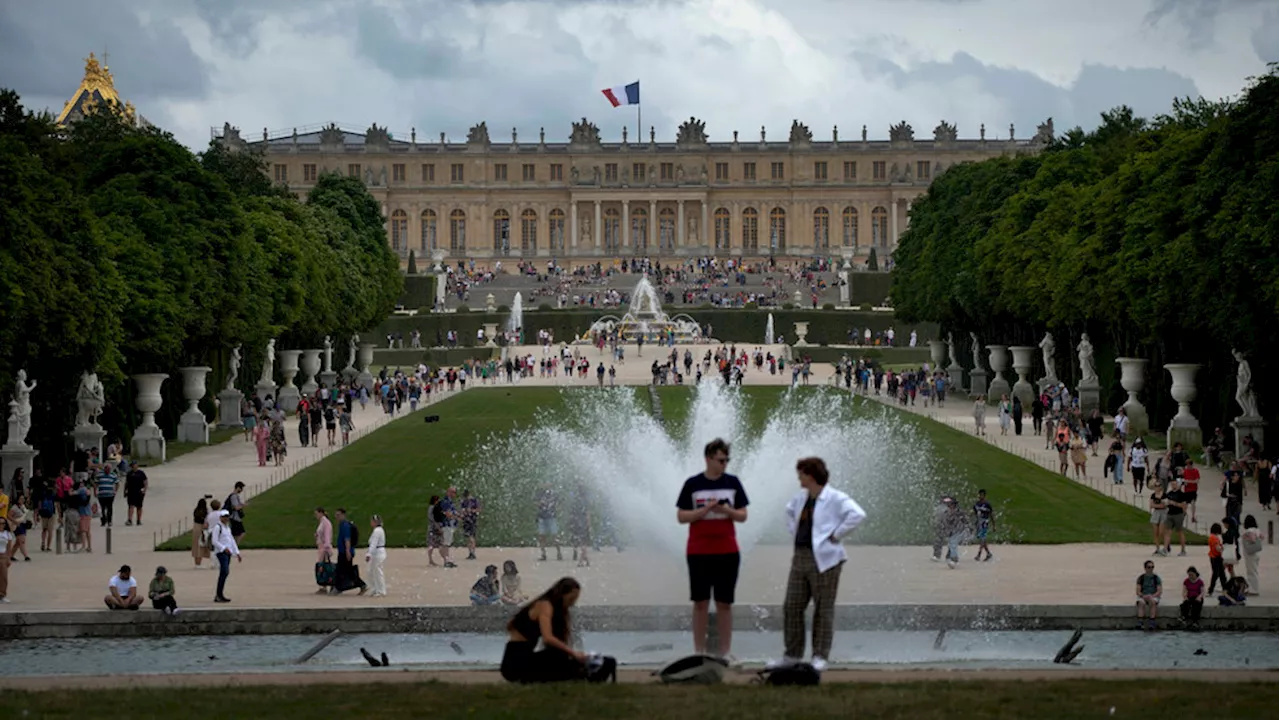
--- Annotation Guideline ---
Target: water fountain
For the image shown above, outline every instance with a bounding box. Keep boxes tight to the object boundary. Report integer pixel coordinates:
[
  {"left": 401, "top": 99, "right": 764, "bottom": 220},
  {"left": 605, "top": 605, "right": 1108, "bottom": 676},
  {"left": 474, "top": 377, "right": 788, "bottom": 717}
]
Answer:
[
  {"left": 580, "top": 276, "right": 706, "bottom": 344},
  {"left": 505, "top": 291, "right": 524, "bottom": 337},
  {"left": 765, "top": 313, "right": 775, "bottom": 345}
]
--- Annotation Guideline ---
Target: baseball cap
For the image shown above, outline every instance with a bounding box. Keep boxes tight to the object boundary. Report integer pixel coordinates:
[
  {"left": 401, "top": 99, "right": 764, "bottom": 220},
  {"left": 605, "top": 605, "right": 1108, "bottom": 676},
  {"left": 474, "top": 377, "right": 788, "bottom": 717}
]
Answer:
[{"left": 218, "top": 509, "right": 231, "bottom": 517}]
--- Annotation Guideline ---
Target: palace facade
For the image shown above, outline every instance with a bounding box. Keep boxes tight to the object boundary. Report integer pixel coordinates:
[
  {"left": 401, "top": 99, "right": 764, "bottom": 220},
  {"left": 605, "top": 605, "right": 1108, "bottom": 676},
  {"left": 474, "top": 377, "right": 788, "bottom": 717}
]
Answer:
[{"left": 221, "top": 115, "right": 1052, "bottom": 265}]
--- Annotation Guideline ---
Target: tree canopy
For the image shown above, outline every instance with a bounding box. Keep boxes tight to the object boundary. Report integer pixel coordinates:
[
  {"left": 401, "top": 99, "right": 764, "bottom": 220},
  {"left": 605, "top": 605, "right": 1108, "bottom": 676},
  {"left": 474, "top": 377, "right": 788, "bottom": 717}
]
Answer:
[
  {"left": 0, "top": 90, "right": 402, "bottom": 461},
  {"left": 892, "top": 69, "right": 1278, "bottom": 438}
]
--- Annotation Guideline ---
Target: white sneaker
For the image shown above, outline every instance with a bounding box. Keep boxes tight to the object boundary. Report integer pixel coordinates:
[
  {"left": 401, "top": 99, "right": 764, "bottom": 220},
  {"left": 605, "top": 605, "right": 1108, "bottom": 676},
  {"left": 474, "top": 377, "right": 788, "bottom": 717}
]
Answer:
[
  {"left": 810, "top": 656, "right": 829, "bottom": 673},
  {"left": 765, "top": 656, "right": 801, "bottom": 671},
  {"left": 171, "top": 608, "right": 182, "bottom": 615},
  {"left": 946, "top": 559, "right": 957, "bottom": 569},
  {"left": 930, "top": 555, "right": 941, "bottom": 563}
]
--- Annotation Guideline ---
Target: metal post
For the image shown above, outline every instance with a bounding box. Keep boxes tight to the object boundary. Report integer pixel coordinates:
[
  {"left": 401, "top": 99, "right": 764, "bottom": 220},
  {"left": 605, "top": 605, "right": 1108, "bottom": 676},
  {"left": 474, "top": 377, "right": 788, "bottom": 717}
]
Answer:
[
  {"left": 55, "top": 524, "right": 62, "bottom": 555},
  {"left": 106, "top": 526, "right": 112, "bottom": 555}
]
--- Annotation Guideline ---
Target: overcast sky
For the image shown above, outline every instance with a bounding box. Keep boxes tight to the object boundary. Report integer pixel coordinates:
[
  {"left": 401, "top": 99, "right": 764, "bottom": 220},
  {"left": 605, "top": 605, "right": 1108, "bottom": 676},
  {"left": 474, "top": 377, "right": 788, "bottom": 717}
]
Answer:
[{"left": 2, "top": 0, "right": 1275, "bottom": 150}]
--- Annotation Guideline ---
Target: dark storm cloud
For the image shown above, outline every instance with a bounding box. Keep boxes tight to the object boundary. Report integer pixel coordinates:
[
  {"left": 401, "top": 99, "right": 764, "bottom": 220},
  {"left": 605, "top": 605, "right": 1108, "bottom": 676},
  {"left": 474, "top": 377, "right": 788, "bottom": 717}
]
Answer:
[
  {"left": 855, "top": 50, "right": 1200, "bottom": 133},
  {"left": 1145, "top": 0, "right": 1274, "bottom": 52},
  {"left": 352, "top": 5, "right": 467, "bottom": 80},
  {"left": 0, "top": 0, "right": 208, "bottom": 102}
]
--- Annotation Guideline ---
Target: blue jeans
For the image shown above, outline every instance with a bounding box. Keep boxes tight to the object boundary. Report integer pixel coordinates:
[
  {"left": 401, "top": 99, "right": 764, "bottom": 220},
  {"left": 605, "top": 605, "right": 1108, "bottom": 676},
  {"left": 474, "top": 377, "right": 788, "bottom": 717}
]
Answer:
[
  {"left": 216, "top": 551, "right": 231, "bottom": 598},
  {"left": 946, "top": 531, "right": 966, "bottom": 562}
]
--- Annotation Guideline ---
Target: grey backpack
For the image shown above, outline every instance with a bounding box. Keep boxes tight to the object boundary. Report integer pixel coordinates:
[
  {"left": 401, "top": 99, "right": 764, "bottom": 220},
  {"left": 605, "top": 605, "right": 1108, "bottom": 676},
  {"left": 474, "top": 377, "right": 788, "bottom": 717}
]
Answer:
[{"left": 654, "top": 654, "right": 728, "bottom": 685}]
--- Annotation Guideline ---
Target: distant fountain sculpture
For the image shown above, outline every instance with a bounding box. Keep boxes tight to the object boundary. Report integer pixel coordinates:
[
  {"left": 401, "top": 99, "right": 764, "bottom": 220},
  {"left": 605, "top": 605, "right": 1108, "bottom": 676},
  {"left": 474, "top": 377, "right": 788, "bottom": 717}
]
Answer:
[
  {"left": 765, "top": 313, "right": 775, "bottom": 345},
  {"left": 506, "top": 292, "right": 525, "bottom": 336},
  {"left": 581, "top": 276, "right": 707, "bottom": 343}
]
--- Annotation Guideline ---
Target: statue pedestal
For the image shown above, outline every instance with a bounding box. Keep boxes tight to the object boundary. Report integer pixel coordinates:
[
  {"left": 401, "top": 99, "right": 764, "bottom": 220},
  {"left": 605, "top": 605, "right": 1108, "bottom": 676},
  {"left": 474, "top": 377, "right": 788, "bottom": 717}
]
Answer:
[
  {"left": 947, "top": 363, "right": 965, "bottom": 394},
  {"left": 177, "top": 413, "right": 209, "bottom": 444},
  {"left": 217, "top": 390, "right": 244, "bottom": 428},
  {"left": 1037, "top": 375, "right": 1061, "bottom": 393},
  {"left": 356, "top": 370, "right": 375, "bottom": 391},
  {"left": 72, "top": 424, "right": 106, "bottom": 458},
  {"left": 255, "top": 381, "right": 278, "bottom": 405},
  {"left": 341, "top": 366, "right": 358, "bottom": 383},
  {"left": 0, "top": 444, "right": 39, "bottom": 490},
  {"left": 131, "top": 426, "right": 166, "bottom": 463},
  {"left": 319, "top": 370, "right": 339, "bottom": 390},
  {"left": 1077, "top": 379, "right": 1101, "bottom": 418},
  {"left": 277, "top": 386, "right": 301, "bottom": 414},
  {"left": 968, "top": 369, "right": 988, "bottom": 399},
  {"left": 1231, "top": 416, "right": 1267, "bottom": 460}
]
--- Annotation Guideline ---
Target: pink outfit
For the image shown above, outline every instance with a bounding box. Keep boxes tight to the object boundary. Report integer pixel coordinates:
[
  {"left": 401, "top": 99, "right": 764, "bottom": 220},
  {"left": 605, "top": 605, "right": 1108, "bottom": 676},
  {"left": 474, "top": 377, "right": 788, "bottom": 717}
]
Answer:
[
  {"left": 253, "top": 425, "right": 269, "bottom": 466},
  {"left": 316, "top": 516, "right": 333, "bottom": 562}
]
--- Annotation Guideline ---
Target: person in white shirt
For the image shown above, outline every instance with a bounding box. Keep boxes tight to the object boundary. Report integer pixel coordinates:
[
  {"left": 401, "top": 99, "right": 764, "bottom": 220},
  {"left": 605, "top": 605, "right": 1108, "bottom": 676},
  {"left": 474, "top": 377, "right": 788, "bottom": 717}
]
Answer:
[
  {"left": 210, "top": 510, "right": 242, "bottom": 603},
  {"left": 365, "top": 514, "right": 387, "bottom": 597},
  {"left": 104, "top": 564, "right": 144, "bottom": 610},
  {"left": 770, "top": 456, "right": 867, "bottom": 673}
]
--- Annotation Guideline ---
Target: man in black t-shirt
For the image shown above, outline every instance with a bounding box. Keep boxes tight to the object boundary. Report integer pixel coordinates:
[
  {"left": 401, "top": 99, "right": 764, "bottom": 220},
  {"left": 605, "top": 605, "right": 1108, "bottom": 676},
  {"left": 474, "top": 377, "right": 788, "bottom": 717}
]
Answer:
[
  {"left": 1163, "top": 485, "right": 1188, "bottom": 556},
  {"left": 125, "top": 465, "right": 148, "bottom": 526}
]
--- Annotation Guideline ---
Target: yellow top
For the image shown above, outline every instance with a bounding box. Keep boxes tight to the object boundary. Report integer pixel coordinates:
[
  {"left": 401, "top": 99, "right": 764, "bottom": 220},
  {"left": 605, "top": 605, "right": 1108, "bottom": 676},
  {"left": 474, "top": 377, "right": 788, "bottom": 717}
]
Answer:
[{"left": 57, "top": 53, "right": 135, "bottom": 126}]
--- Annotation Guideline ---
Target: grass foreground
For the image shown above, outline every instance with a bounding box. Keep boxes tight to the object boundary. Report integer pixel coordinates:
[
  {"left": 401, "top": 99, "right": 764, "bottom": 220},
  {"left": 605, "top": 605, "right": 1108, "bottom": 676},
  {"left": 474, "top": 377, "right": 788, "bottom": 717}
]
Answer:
[
  {"left": 162, "top": 385, "right": 1155, "bottom": 550},
  {"left": 0, "top": 680, "right": 1271, "bottom": 720}
]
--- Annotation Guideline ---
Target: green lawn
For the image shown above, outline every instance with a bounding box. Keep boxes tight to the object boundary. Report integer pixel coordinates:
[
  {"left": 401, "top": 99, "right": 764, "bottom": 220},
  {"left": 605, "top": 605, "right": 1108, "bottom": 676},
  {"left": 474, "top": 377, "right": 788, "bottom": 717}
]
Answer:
[
  {"left": 163, "top": 385, "right": 1156, "bottom": 551},
  {"left": 0, "top": 680, "right": 1270, "bottom": 720},
  {"left": 166, "top": 426, "right": 240, "bottom": 462}
]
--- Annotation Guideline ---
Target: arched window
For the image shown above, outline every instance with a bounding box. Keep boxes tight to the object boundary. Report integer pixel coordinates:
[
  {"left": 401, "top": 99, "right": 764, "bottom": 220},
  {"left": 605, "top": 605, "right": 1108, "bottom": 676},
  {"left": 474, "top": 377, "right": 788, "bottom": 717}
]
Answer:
[
  {"left": 420, "top": 209, "right": 437, "bottom": 252},
  {"left": 769, "top": 207, "right": 786, "bottom": 252},
  {"left": 714, "top": 208, "right": 730, "bottom": 251},
  {"left": 549, "top": 209, "right": 566, "bottom": 253},
  {"left": 449, "top": 209, "right": 466, "bottom": 252},
  {"left": 871, "top": 206, "right": 888, "bottom": 247},
  {"left": 813, "top": 207, "right": 829, "bottom": 250},
  {"left": 742, "top": 208, "right": 758, "bottom": 251},
  {"left": 631, "top": 207, "right": 648, "bottom": 250},
  {"left": 493, "top": 209, "right": 511, "bottom": 255},
  {"left": 520, "top": 209, "right": 538, "bottom": 255},
  {"left": 604, "top": 208, "right": 621, "bottom": 251},
  {"left": 659, "top": 207, "right": 676, "bottom": 251},
  {"left": 390, "top": 209, "right": 408, "bottom": 254},
  {"left": 842, "top": 206, "right": 858, "bottom": 247}
]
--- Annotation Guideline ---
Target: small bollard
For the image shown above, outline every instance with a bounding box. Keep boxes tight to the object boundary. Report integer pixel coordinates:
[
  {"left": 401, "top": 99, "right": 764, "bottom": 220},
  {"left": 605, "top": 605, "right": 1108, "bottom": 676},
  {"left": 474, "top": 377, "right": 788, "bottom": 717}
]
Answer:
[
  {"left": 1268, "top": 520, "right": 1274, "bottom": 545},
  {"left": 55, "top": 525, "right": 62, "bottom": 555},
  {"left": 106, "top": 526, "right": 112, "bottom": 554}
]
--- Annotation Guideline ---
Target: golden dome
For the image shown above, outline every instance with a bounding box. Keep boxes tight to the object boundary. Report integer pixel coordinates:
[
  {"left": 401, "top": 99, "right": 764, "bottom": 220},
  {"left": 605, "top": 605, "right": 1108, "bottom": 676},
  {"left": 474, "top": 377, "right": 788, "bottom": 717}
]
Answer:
[{"left": 57, "top": 52, "right": 135, "bottom": 126}]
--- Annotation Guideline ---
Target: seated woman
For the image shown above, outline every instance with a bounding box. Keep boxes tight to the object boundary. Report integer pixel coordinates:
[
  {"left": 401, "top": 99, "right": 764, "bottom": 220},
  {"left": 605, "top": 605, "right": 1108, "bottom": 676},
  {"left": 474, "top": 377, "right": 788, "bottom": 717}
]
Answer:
[
  {"left": 501, "top": 560, "right": 527, "bottom": 606},
  {"left": 501, "top": 577, "right": 587, "bottom": 683},
  {"left": 470, "top": 565, "right": 502, "bottom": 606},
  {"left": 1218, "top": 576, "right": 1249, "bottom": 606},
  {"left": 1179, "top": 566, "right": 1204, "bottom": 629},
  {"left": 148, "top": 566, "right": 179, "bottom": 615}
]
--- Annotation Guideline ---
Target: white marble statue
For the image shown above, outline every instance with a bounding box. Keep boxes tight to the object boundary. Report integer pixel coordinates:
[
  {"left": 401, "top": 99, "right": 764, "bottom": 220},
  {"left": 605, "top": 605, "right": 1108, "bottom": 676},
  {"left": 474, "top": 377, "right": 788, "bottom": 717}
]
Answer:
[
  {"left": 259, "top": 338, "right": 276, "bottom": 384},
  {"left": 226, "top": 344, "right": 242, "bottom": 391},
  {"left": 345, "top": 335, "right": 358, "bottom": 371},
  {"left": 323, "top": 335, "right": 334, "bottom": 372},
  {"left": 946, "top": 332, "right": 959, "bottom": 367},
  {"left": 1039, "top": 332, "right": 1056, "bottom": 376},
  {"left": 1076, "top": 334, "right": 1097, "bottom": 384},
  {"left": 1233, "top": 348, "right": 1259, "bottom": 418},
  {"left": 688, "top": 218, "right": 698, "bottom": 244},
  {"left": 13, "top": 370, "right": 36, "bottom": 445},
  {"left": 969, "top": 331, "right": 982, "bottom": 370},
  {"left": 75, "top": 371, "right": 105, "bottom": 427}
]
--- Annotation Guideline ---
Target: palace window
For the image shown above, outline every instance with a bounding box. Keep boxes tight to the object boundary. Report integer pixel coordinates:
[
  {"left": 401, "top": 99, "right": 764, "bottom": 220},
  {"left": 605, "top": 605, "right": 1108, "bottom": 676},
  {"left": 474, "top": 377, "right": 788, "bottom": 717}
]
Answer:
[
  {"left": 769, "top": 207, "right": 786, "bottom": 251},
  {"left": 770, "top": 162, "right": 784, "bottom": 180},
  {"left": 272, "top": 164, "right": 288, "bottom": 183},
  {"left": 604, "top": 208, "right": 621, "bottom": 251},
  {"left": 422, "top": 163, "right": 436, "bottom": 182},
  {"left": 871, "top": 206, "right": 888, "bottom": 247},
  {"left": 392, "top": 164, "right": 406, "bottom": 183},
  {"left": 303, "top": 164, "right": 317, "bottom": 183},
  {"left": 660, "top": 163, "right": 674, "bottom": 181},
  {"left": 916, "top": 160, "right": 930, "bottom": 180},
  {"left": 714, "top": 208, "right": 730, "bottom": 250},
  {"left": 872, "top": 161, "right": 886, "bottom": 181},
  {"left": 390, "top": 209, "right": 408, "bottom": 254},
  {"left": 605, "top": 163, "right": 618, "bottom": 182},
  {"left": 449, "top": 209, "right": 466, "bottom": 252},
  {"left": 494, "top": 210, "right": 511, "bottom": 255},
  {"left": 348, "top": 163, "right": 361, "bottom": 179},
  {"left": 742, "top": 208, "right": 759, "bottom": 250},
  {"left": 743, "top": 162, "right": 756, "bottom": 181},
  {"left": 813, "top": 162, "right": 827, "bottom": 181},
  {"left": 632, "top": 163, "right": 646, "bottom": 182},
  {"left": 550, "top": 164, "right": 564, "bottom": 181},
  {"left": 813, "top": 207, "right": 829, "bottom": 249},
  {"left": 421, "top": 209, "right": 437, "bottom": 252},
  {"left": 842, "top": 206, "right": 858, "bottom": 247},
  {"left": 450, "top": 163, "right": 464, "bottom": 182},
  {"left": 659, "top": 208, "right": 676, "bottom": 250},
  {"left": 631, "top": 207, "right": 648, "bottom": 250},
  {"left": 715, "top": 162, "right": 729, "bottom": 181},
  {"left": 843, "top": 161, "right": 856, "bottom": 181},
  {"left": 494, "top": 164, "right": 508, "bottom": 182},
  {"left": 523, "top": 163, "right": 536, "bottom": 182},
  {"left": 549, "top": 209, "right": 566, "bottom": 252},
  {"left": 521, "top": 209, "right": 538, "bottom": 254}
]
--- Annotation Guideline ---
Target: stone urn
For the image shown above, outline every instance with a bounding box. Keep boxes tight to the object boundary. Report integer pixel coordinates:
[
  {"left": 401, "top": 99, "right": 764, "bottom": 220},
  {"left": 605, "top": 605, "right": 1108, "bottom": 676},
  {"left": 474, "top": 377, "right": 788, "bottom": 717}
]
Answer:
[
  {"left": 131, "top": 373, "right": 168, "bottom": 462},
  {"left": 431, "top": 249, "right": 446, "bottom": 273},
  {"left": 1008, "top": 346, "right": 1036, "bottom": 406},
  {"left": 486, "top": 293, "right": 497, "bottom": 313},
  {"left": 276, "top": 350, "right": 303, "bottom": 413},
  {"left": 928, "top": 340, "right": 947, "bottom": 369},
  {"left": 985, "top": 345, "right": 1011, "bottom": 401},
  {"left": 793, "top": 289, "right": 803, "bottom": 305},
  {"left": 299, "top": 349, "right": 322, "bottom": 396},
  {"left": 1164, "top": 363, "right": 1200, "bottom": 448},
  {"left": 1116, "top": 357, "right": 1150, "bottom": 437},
  {"left": 484, "top": 323, "right": 499, "bottom": 348},
  {"left": 177, "top": 366, "right": 211, "bottom": 444},
  {"left": 356, "top": 343, "right": 377, "bottom": 390},
  {"left": 793, "top": 321, "right": 810, "bottom": 347}
]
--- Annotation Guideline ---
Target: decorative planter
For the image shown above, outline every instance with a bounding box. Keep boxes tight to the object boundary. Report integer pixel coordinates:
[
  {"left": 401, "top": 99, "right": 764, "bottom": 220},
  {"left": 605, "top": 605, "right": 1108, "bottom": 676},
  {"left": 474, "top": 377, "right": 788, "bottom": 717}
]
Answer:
[
  {"left": 279, "top": 350, "right": 303, "bottom": 389},
  {"left": 356, "top": 344, "right": 377, "bottom": 390},
  {"left": 177, "top": 366, "right": 211, "bottom": 444},
  {"left": 299, "top": 349, "right": 322, "bottom": 396},
  {"left": 928, "top": 340, "right": 947, "bottom": 369},
  {"left": 1164, "top": 363, "right": 1201, "bottom": 449},
  {"left": 1008, "top": 346, "right": 1036, "bottom": 406},
  {"left": 793, "top": 321, "right": 810, "bottom": 347},
  {"left": 986, "top": 345, "right": 1010, "bottom": 403},
  {"left": 131, "top": 373, "right": 168, "bottom": 462},
  {"left": 1116, "top": 357, "right": 1150, "bottom": 437},
  {"left": 483, "top": 323, "right": 499, "bottom": 348},
  {"left": 486, "top": 293, "right": 497, "bottom": 313}
]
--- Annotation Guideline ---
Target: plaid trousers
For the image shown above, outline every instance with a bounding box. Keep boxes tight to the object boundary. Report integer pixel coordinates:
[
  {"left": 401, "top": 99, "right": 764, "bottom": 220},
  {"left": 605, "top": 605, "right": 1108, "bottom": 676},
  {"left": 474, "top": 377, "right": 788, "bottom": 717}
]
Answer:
[{"left": 783, "top": 546, "right": 843, "bottom": 660}]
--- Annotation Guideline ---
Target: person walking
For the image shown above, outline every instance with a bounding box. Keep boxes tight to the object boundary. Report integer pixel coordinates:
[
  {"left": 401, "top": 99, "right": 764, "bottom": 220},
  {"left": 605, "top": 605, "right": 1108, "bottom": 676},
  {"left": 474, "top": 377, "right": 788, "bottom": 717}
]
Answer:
[
  {"left": 333, "top": 508, "right": 368, "bottom": 595},
  {"left": 768, "top": 457, "right": 866, "bottom": 673},
  {"left": 676, "top": 438, "right": 749, "bottom": 660},
  {"left": 365, "top": 514, "right": 387, "bottom": 597},
  {"left": 210, "top": 509, "right": 242, "bottom": 603},
  {"left": 972, "top": 396, "right": 987, "bottom": 436}
]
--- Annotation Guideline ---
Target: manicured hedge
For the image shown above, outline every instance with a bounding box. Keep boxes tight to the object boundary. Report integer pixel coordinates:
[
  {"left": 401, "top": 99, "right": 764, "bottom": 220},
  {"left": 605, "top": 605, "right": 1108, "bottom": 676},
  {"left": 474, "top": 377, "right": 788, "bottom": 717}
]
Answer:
[{"left": 399, "top": 274, "right": 437, "bottom": 310}]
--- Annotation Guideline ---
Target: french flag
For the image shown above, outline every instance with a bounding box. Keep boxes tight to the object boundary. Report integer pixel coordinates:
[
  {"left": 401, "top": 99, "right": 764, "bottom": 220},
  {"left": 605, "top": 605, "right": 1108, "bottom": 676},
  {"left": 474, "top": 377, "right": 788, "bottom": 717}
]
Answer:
[{"left": 602, "top": 81, "right": 640, "bottom": 107}]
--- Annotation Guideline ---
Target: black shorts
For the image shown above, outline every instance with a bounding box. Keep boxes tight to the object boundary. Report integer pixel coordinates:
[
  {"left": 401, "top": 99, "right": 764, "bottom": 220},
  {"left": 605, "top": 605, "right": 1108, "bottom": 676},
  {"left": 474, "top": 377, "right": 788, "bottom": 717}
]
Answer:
[
  {"left": 126, "top": 493, "right": 144, "bottom": 508},
  {"left": 1184, "top": 490, "right": 1198, "bottom": 503},
  {"left": 687, "top": 553, "right": 740, "bottom": 605},
  {"left": 230, "top": 519, "right": 245, "bottom": 536}
]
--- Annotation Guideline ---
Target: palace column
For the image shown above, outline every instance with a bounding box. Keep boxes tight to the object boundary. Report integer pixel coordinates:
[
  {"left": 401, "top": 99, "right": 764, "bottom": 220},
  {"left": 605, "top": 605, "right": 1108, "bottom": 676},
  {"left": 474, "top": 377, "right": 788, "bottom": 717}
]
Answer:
[
  {"left": 701, "top": 201, "right": 709, "bottom": 253},
  {"left": 570, "top": 200, "right": 579, "bottom": 250},
  {"left": 858, "top": 200, "right": 870, "bottom": 251},
  {"left": 677, "top": 199, "right": 686, "bottom": 249},
  {"left": 593, "top": 200, "right": 602, "bottom": 251},
  {"left": 621, "top": 199, "right": 630, "bottom": 248},
  {"left": 649, "top": 198, "right": 657, "bottom": 250},
  {"left": 889, "top": 196, "right": 899, "bottom": 248}
]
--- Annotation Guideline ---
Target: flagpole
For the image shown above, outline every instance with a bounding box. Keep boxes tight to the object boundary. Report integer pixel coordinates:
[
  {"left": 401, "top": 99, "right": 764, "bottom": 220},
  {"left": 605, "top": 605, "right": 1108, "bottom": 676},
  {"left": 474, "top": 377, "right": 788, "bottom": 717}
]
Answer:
[{"left": 637, "top": 103, "right": 642, "bottom": 142}]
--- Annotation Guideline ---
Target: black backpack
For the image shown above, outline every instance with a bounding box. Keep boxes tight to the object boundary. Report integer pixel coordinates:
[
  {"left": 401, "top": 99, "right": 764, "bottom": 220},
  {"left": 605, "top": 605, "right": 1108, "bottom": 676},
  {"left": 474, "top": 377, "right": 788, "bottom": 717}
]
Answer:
[{"left": 759, "top": 663, "right": 821, "bottom": 686}]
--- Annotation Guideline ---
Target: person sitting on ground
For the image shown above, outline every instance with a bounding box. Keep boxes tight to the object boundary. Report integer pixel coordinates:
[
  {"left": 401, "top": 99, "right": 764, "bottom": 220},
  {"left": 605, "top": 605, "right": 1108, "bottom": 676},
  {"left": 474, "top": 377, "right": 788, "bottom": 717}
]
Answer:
[
  {"left": 148, "top": 566, "right": 179, "bottom": 615},
  {"left": 105, "top": 565, "right": 144, "bottom": 610},
  {"left": 470, "top": 564, "right": 502, "bottom": 606},
  {"left": 1217, "top": 576, "right": 1249, "bottom": 606},
  {"left": 1179, "top": 566, "right": 1203, "bottom": 630},
  {"left": 501, "top": 560, "right": 527, "bottom": 606},
  {"left": 501, "top": 577, "right": 588, "bottom": 683}
]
